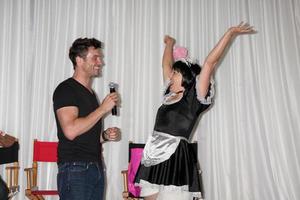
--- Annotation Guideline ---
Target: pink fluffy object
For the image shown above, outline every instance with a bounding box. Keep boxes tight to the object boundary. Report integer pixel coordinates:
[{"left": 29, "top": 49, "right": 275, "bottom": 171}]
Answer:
[{"left": 173, "top": 46, "right": 188, "bottom": 61}]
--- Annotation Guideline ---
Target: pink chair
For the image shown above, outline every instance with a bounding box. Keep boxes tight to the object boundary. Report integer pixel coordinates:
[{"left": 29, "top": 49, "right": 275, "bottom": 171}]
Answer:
[{"left": 121, "top": 143, "right": 144, "bottom": 200}]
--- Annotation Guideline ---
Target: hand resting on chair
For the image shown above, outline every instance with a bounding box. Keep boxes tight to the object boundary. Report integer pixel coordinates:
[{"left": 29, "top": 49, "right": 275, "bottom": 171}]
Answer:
[{"left": 0, "top": 130, "right": 16, "bottom": 148}]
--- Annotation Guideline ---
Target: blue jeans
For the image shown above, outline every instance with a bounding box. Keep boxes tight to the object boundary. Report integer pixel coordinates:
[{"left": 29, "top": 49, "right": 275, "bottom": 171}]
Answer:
[{"left": 57, "top": 161, "right": 104, "bottom": 200}]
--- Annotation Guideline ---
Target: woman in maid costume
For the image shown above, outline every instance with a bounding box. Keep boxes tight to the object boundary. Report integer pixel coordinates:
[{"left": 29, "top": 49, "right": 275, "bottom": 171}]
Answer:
[{"left": 134, "top": 22, "right": 255, "bottom": 200}]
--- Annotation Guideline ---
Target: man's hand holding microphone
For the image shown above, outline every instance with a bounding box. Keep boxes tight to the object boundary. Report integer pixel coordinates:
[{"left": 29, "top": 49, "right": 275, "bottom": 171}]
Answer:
[{"left": 99, "top": 82, "right": 120, "bottom": 142}]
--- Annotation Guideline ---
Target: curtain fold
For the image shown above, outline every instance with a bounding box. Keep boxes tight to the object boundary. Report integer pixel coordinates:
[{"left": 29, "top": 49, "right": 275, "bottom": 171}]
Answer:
[{"left": 0, "top": 0, "right": 299, "bottom": 199}]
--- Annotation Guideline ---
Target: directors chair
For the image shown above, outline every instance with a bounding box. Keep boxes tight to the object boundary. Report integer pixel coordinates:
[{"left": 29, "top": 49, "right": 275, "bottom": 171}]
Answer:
[{"left": 24, "top": 139, "right": 58, "bottom": 200}]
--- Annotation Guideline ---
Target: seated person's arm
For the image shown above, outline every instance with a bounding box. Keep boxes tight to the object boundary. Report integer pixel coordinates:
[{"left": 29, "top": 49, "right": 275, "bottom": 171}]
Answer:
[{"left": 0, "top": 131, "right": 16, "bottom": 147}]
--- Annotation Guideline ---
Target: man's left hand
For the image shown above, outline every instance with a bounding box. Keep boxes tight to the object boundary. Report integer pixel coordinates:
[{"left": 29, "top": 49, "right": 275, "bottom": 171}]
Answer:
[{"left": 103, "top": 127, "right": 121, "bottom": 142}]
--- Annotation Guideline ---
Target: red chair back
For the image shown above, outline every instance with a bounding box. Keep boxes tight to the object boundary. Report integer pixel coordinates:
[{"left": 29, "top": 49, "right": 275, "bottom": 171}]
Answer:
[{"left": 33, "top": 140, "right": 58, "bottom": 162}]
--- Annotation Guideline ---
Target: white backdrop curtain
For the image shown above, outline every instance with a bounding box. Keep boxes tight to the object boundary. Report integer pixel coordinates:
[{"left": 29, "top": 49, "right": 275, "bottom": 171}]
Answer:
[{"left": 0, "top": 0, "right": 300, "bottom": 199}]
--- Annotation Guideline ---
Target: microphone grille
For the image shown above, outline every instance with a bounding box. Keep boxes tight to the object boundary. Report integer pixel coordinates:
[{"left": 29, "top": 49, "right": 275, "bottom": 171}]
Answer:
[{"left": 109, "top": 82, "right": 117, "bottom": 88}]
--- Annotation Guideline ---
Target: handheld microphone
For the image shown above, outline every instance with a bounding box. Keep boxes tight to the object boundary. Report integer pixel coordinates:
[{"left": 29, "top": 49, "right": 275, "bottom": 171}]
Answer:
[{"left": 108, "top": 82, "right": 117, "bottom": 116}]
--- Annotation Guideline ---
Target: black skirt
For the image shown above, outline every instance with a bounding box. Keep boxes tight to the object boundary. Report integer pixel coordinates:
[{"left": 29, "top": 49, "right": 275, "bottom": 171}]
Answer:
[{"left": 134, "top": 140, "right": 203, "bottom": 194}]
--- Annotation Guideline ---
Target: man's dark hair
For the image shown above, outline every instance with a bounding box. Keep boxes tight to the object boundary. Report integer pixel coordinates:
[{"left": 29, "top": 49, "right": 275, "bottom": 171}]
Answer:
[{"left": 69, "top": 38, "right": 102, "bottom": 68}]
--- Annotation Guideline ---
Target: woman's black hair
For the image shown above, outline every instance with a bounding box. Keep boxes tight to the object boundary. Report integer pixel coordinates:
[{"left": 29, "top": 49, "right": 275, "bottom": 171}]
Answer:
[{"left": 173, "top": 60, "right": 201, "bottom": 90}]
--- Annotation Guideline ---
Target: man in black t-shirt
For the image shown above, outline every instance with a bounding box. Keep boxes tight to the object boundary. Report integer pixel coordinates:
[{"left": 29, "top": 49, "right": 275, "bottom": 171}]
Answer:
[{"left": 53, "top": 38, "right": 120, "bottom": 200}]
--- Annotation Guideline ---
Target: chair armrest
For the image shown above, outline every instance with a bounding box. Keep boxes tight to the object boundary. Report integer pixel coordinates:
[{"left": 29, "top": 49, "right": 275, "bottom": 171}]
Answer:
[
  {"left": 24, "top": 167, "right": 33, "bottom": 172},
  {"left": 6, "top": 166, "right": 20, "bottom": 170}
]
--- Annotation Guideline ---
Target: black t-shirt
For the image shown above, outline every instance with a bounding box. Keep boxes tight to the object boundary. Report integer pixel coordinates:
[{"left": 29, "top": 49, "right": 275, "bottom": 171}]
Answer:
[
  {"left": 53, "top": 78, "right": 102, "bottom": 163},
  {"left": 154, "top": 83, "right": 211, "bottom": 139}
]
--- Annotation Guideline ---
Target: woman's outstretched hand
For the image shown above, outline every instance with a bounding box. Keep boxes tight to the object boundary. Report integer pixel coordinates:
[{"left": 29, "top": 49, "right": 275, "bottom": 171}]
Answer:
[
  {"left": 164, "top": 35, "right": 176, "bottom": 46},
  {"left": 229, "top": 22, "right": 256, "bottom": 35}
]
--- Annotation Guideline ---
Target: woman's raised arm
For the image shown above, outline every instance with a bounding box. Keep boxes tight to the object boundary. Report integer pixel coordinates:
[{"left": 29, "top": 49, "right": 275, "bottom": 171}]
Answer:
[
  {"left": 198, "top": 22, "right": 255, "bottom": 98},
  {"left": 162, "top": 35, "right": 176, "bottom": 81}
]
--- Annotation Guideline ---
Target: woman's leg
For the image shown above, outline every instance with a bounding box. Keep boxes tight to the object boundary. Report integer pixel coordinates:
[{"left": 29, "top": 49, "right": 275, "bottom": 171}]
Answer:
[
  {"left": 144, "top": 193, "right": 159, "bottom": 200},
  {"left": 139, "top": 180, "right": 159, "bottom": 199},
  {"left": 157, "top": 190, "right": 191, "bottom": 200}
]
